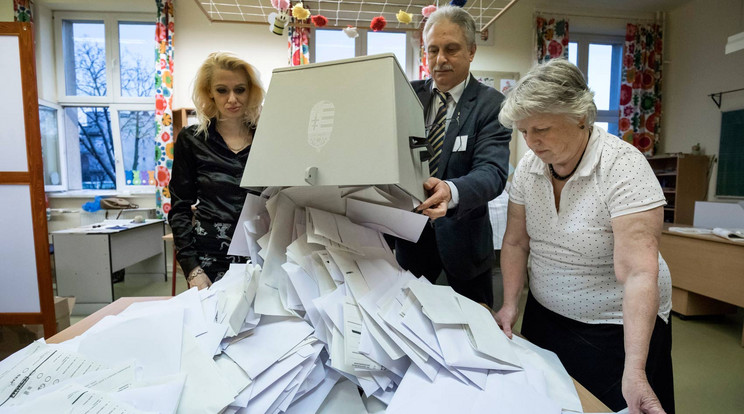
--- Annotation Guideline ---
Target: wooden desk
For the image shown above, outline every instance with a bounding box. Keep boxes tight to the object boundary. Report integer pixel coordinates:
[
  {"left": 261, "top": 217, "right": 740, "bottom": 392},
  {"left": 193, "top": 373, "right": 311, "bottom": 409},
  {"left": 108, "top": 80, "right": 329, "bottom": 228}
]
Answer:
[
  {"left": 48, "top": 297, "right": 610, "bottom": 412},
  {"left": 53, "top": 220, "right": 166, "bottom": 315},
  {"left": 660, "top": 227, "right": 744, "bottom": 345}
]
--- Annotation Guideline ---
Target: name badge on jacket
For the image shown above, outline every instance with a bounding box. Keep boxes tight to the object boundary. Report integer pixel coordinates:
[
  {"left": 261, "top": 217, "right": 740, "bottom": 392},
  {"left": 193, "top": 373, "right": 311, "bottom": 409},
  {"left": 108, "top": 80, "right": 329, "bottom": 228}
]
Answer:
[{"left": 453, "top": 135, "right": 469, "bottom": 152}]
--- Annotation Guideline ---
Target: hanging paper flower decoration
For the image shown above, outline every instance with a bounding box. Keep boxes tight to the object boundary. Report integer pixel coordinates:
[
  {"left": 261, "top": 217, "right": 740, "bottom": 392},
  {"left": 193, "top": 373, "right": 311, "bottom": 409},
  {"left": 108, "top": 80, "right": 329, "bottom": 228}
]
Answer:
[
  {"left": 371, "top": 16, "right": 387, "bottom": 32},
  {"left": 343, "top": 26, "right": 359, "bottom": 38},
  {"left": 396, "top": 10, "right": 413, "bottom": 24},
  {"left": 292, "top": 2, "right": 311, "bottom": 20},
  {"left": 311, "top": 15, "right": 328, "bottom": 27},
  {"left": 449, "top": 0, "right": 467, "bottom": 7},
  {"left": 271, "top": 0, "right": 290, "bottom": 11},
  {"left": 422, "top": 5, "right": 437, "bottom": 17}
]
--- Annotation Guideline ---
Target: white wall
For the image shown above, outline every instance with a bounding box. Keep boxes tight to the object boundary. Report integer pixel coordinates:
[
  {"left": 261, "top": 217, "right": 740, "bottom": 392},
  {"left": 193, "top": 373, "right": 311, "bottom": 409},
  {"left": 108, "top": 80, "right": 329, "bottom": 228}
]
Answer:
[{"left": 663, "top": 0, "right": 744, "bottom": 200}]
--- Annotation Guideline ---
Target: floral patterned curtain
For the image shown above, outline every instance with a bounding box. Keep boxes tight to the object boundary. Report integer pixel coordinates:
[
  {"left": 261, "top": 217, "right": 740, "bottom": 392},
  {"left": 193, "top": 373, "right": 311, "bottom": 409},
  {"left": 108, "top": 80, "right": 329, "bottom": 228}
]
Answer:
[
  {"left": 13, "top": 0, "right": 32, "bottom": 22},
  {"left": 619, "top": 23, "right": 663, "bottom": 156},
  {"left": 536, "top": 16, "right": 569, "bottom": 63},
  {"left": 288, "top": 25, "right": 309, "bottom": 66},
  {"left": 154, "top": 0, "right": 175, "bottom": 219}
]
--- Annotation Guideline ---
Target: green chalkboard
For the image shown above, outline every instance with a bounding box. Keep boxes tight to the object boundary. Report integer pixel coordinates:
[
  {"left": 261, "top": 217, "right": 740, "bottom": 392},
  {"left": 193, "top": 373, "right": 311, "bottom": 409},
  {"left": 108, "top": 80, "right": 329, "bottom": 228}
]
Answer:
[{"left": 716, "top": 109, "right": 744, "bottom": 197}]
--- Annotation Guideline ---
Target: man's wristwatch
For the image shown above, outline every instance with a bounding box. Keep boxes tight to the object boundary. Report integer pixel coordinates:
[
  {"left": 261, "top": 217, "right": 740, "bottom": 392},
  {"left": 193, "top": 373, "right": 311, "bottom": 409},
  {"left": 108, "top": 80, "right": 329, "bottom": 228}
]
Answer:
[{"left": 187, "top": 267, "right": 206, "bottom": 283}]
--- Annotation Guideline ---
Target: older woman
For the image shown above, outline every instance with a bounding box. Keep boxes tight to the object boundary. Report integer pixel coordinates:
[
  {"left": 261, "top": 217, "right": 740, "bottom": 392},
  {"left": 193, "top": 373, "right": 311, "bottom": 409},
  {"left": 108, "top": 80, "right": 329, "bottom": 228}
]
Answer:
[
  {"left": 168, "top": 52, "right": 264, "bottom": 290},
  {"left": 493, "top": 59, "right": 674, "bottom": 414}
]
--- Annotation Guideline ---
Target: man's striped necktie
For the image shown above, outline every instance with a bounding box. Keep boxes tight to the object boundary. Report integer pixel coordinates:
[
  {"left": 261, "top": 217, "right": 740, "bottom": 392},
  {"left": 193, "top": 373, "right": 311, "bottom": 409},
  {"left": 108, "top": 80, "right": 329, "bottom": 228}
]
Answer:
[{"left": 428, "top": 89, "right": 450, "bottom": 176}]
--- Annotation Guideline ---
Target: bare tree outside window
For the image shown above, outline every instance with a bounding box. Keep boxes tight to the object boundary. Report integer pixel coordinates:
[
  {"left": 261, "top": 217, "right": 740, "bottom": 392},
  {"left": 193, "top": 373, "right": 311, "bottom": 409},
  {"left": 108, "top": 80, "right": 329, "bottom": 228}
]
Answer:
[{"left": 65, "top": 21, "right": 155, "bottom": 189}]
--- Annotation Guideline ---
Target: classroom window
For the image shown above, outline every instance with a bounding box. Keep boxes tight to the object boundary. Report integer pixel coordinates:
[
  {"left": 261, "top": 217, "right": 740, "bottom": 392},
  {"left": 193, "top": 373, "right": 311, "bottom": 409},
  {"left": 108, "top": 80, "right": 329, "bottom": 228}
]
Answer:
[
  {"left": 118, "top": 110, "right": 157, "bottom": 186},
  {"left": 315, "top": 29, "right": 356, "bottom": 62},
  {"left": 61, "top": 20, "right": 107, "bottom": 97},
  {"left": 367, "top": 31, "right": 407, "bottom": 70},
  {"left": 53, "top": 12, "right": 156, "bottom": 193},
  {"left": 568, "top": 34, "right": 623, "bottom": 136},
  {"left": 39, "top": 102, "right": 67, "bottom": 192},
  {"left": 312, "top": 28, "right": 413, "bottom": 77},
  {"left": 119, "top": 22, "right": 157, "bottom": 98}
]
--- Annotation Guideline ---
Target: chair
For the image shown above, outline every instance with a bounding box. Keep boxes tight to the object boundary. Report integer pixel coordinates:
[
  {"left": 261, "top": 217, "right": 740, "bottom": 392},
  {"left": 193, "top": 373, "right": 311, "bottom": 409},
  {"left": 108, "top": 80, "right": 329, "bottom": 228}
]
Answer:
[
  {"left": 164, "top": 205, "right": 196, "bottom": 296},
  {"left": 162, "top": 233, "right": 178, "bottom": 296}
]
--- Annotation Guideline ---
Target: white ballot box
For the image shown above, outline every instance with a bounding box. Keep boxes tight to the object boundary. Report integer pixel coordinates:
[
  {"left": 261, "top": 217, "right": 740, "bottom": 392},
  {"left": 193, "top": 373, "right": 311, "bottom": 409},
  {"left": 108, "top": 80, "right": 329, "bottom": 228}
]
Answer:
[{"left": 241, "top": 53, "right": 428, "bottom": 202}]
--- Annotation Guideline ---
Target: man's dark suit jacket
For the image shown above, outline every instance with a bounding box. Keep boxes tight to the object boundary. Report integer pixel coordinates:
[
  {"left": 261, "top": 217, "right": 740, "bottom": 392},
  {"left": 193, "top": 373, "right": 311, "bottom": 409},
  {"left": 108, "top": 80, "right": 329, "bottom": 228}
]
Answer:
[{"left": 399, "top": 75, "right": 511, "bottom": 280}]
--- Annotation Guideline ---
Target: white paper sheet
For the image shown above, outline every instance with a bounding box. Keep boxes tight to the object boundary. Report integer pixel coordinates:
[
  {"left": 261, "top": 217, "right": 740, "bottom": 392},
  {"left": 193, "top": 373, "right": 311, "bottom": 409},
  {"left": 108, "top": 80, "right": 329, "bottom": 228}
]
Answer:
[
  {"left": 224, "top": 316, "right": 314, "bottom": 379},
  {"left": 0, "top": 383, "right": 153, "bottom": 414},
  {"left": 78, "top": 308, "right": 184, "bottom": 379},
  {"left": 0, "top": 341, "right": 108, "bottom": 407},
  {"left": 284, "top": 369, "right": 341, "bottom": 414},
  {"left": 345, "top": 198, "right": 428, "bottom": 242}
]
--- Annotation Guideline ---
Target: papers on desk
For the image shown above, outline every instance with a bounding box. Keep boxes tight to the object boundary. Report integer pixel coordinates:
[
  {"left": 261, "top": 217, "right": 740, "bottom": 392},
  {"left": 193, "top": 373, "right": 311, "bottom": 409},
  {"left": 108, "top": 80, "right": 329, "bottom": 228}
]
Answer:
[
  {"left": 668, "top": 226, "right": 744, "bottom": 242},
  {"left": 712, "top": 227, "right": 744, "bottom": 242},
  {"left": 52, "top": 219, "right": 163, "bottom": 234},
  {"left": 667, "top": 226, "right": 713, "bottom": 235},
  {"left": 1, "top": 186, "right": 582, "bottom": 413}
]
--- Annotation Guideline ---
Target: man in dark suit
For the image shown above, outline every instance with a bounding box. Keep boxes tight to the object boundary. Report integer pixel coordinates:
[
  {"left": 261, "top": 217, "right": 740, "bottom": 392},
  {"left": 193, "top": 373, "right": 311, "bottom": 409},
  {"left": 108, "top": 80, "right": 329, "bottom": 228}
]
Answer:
[{"left": 395, "top": 5, "right": 511, "bottom": 308}]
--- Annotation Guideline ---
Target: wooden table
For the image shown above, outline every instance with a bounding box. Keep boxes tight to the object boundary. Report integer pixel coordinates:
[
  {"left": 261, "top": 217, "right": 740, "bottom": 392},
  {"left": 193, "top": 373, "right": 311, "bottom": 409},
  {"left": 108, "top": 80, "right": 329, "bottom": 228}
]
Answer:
[
  {"left": 660, "top": 226, "right": 744, "bottom": 345},
  {"left": 48, "top": 297, "right": 610, "bottom": 412}
]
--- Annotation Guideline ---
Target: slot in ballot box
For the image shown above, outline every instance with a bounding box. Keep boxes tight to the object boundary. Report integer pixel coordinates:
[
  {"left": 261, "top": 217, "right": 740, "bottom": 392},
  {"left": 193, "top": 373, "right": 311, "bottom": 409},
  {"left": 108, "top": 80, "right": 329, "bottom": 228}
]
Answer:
[{"left": 241, "top": 53, "right": 428, "bottom": 202}]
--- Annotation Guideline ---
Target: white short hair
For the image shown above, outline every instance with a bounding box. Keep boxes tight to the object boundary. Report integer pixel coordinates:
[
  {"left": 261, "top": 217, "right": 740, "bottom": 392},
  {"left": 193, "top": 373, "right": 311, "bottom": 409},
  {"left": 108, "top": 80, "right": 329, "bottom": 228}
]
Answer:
[{"left": 499, "top": 59, "right": 596, "bottom": 129}]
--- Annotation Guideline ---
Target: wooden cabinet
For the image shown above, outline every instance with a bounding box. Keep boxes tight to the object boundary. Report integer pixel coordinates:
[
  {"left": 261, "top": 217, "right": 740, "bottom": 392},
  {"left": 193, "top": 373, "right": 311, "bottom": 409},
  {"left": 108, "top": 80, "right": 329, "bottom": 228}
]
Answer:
[
  {"left": 647, "top": 154, "right": 709, "bottom": 224},
  {"left": 172, "top": 108, "right": 197, "bottom": 140}
]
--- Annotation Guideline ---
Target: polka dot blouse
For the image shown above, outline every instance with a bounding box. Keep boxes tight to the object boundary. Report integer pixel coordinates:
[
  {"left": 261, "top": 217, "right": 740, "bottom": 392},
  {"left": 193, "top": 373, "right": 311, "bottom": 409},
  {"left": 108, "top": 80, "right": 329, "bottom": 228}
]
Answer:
[{"left": 509, "top": 126, "right": 672, "bottom": 324}]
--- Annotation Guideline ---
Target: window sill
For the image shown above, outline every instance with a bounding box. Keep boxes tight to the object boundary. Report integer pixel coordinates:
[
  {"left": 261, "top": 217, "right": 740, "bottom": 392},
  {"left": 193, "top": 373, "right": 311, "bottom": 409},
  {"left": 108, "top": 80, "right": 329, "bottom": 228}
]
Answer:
[{"left": 46, "top": 189, "right": 156, "bottom": 199}]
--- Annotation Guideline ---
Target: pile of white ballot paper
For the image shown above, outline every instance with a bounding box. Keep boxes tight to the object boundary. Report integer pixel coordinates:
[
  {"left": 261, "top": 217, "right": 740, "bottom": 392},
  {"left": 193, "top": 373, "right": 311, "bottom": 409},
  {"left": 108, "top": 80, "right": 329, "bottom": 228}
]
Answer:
[{"left": 0, "top": 185, "right": 584, "bottom": 414}]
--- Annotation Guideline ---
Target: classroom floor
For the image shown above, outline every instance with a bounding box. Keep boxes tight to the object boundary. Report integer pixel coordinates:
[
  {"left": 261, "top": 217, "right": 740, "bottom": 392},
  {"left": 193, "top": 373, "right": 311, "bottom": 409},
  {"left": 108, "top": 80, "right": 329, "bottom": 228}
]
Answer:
[{"left": 4, "top": 267, "right": 743, "bottom": 413}]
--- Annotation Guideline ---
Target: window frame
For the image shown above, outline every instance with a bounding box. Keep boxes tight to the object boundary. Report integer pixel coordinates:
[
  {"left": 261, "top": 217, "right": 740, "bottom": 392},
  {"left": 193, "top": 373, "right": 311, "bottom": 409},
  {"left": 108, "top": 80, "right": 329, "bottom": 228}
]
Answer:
[
  {"left": 569, "top": 33, "right": 624, "bottom": 129},
  {"left": 53, "top": 11, "right": 156, "bottom": 194},
  {"left": 310, "top": 28, "right": 415, "bottom": 79},
  {"left": 39, "top": 100, "right": 68, "bottom": 192}
]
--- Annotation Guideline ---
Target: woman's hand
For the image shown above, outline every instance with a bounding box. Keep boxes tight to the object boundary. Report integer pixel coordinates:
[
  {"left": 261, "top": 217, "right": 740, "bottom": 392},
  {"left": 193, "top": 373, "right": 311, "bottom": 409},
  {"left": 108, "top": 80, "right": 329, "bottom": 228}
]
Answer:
[
  {"left": 187, "top": 267, "right": 212, "bottom": 290},
  {"left": 622, "top": 368, "right": 666, "bottom": 414},
  {"left": 492, "top": 304, "right": 520, "bottom": 339}
]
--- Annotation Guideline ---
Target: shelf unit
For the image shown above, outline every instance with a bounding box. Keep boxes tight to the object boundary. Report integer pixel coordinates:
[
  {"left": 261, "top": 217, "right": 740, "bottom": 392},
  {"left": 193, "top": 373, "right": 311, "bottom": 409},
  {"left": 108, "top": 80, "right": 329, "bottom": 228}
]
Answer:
[{"left": 647, "top": 154, "right": 709, "bottom": 224}]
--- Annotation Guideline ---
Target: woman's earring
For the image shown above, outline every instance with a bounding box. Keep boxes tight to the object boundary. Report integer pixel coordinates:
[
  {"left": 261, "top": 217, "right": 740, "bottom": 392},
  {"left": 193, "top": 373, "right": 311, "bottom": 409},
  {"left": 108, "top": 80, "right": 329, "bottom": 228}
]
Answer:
[{"left": 579, "top": 124, "right": 585, "bottom": 129}]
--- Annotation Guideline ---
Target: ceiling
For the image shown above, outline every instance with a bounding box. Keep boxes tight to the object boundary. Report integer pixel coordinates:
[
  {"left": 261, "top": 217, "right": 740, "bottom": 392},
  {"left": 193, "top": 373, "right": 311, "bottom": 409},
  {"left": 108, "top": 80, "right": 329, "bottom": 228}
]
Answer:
[
  {"left": 34, "top": 0, "right": 696, "bottom": 29},
  {"left": 193, "top": 0, "right": 694, "bottom": 31},
  {"left": 194, "top": 0, "right": 517, "bottom": 31}
]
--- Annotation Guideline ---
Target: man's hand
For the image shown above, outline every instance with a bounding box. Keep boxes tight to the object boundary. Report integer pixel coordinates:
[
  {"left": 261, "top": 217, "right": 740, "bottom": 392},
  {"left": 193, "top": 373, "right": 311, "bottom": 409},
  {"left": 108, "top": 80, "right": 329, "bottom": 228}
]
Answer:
[
  {"left": 622, "top": 368, "right": 666, "bottom": 414},
  {"left": 414, "top": 177, "right": 451, "bottom": 220}
]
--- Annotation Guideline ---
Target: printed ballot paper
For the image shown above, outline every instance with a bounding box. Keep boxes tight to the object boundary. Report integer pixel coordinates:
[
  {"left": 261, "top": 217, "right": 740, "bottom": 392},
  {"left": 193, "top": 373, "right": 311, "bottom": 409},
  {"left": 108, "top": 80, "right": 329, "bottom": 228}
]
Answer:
[{"left": 0, "top": 185, "right": 582, "bottom": 413}]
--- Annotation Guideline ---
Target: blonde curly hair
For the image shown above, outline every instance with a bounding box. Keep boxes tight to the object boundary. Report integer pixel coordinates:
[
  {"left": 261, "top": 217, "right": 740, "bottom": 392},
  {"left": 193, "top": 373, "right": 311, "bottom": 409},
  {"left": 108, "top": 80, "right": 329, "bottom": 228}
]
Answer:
[{"left": 192, "top": 51, "right": 265, "bottom": 137}]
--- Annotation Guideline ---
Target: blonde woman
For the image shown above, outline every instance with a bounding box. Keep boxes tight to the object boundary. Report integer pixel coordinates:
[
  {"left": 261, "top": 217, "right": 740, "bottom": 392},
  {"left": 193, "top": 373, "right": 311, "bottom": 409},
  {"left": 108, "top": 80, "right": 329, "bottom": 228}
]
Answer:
[{"left": 168, "top": 52, "right": 264, "bottom": 290}]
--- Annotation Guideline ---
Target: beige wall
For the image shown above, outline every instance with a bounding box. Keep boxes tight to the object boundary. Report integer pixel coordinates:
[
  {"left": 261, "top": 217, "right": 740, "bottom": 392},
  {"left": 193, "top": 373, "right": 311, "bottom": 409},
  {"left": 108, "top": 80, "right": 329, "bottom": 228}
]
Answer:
[
  {"left": 663, "top": 0, "right": 744, "bottom": 200},
  {"left": 0, "top": 0, "right": 13, "bottom": 22}
]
